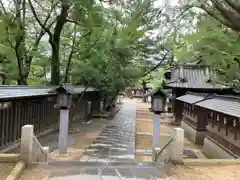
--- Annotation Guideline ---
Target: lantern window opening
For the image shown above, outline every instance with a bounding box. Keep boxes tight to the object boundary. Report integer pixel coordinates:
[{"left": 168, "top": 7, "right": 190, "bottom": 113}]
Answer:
[
  {"left": 152, "top": 94, "right": 166, "bottom": 113},
  {"left": 188, "top": 105, "right": 191, "bottom": 116},
  {"left": 233, "top": 119, "right": 239, "bottom": 127},
  {"left": 190, "top": 105, "right": 193, "bottom": 115},
  {"left": 194, "top": 114, "right": 197, "bottom": 121},
  {"left": 183, "top": 105, "right": 186, "bottom": 115},
  {"left": 224, "top": 117, "right": 227, "bottom": 125},
  {"left": 192, "top": 105, "right": 195, "bottom": 118}
]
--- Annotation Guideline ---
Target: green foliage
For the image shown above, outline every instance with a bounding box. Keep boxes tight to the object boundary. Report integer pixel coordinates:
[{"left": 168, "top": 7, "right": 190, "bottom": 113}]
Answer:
[
  {"left": 171, "top": 14, "right": 240, "bottom": 87},
  {"left": 0, "top": 0, "right": 172, "bottom": 100}
]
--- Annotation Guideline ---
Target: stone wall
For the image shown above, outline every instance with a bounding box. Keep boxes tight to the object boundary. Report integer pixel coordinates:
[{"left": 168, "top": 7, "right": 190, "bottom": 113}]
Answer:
[
  {"left": 181, "top": 121, "right": 205, "bottom": 145},
  {"left": 202, "top": 137, "right": 236, "bottom": 159}
]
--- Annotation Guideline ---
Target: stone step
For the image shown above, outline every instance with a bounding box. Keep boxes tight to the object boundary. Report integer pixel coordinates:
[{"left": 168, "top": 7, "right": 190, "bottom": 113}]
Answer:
[
  {"left": 47, "top": 166, "right": 166, "bottom": 180},
  {"left": 39, "top": 160, "right": 162, "bottom": 169},
  {"left": 41, "top": 161, "right": 166, "bottom": 180}
]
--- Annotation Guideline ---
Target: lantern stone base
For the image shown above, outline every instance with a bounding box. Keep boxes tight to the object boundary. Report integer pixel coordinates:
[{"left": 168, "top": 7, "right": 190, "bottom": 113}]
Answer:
[
  {"left": 202, "top": 137, "right": 236, "bottom": 159},
  {"left": 181, "top": 121, "right": 205, "bottom": 145}
]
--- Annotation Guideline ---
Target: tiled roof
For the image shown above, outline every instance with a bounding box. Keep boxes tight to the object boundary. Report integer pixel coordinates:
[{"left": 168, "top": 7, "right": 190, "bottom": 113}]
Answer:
[
  {"left": 177, "top": 91, "right": 240, "bottom": 118},
  {"left": 0, "top": 85, "right": 98, "bottom": 100},
  {"left": 176, "top": 94, "right": 205, "bottom": 104},
  {"left": 166, "top": 65, "right": 229, "bottom": 89},
  {"left": 196, "top": 95, "right": 240, "bottom": 118},
  {"left": 0, "top": 86, "right": 54, "bottom": 99}
]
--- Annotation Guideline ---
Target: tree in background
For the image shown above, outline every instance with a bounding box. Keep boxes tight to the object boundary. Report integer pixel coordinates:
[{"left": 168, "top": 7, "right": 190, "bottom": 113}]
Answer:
[
  {"left": 0, "top": 0, "right": 175, "bottom": 105},
  {"left": 152, "top": 0, "right": 240, "bottom": 88},
  {"left": 193, "top": 0, "right": 240, "bottom": 32}
]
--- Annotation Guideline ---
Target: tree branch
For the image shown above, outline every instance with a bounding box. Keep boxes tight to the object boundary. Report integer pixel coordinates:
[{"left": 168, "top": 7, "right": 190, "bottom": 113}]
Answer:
[
  {"left": 66, "top": 18, "right": 82, "bottom": 26},
  {"left": 210, "top": 0, "right": 240, "bottom": 27},
  {"left": 64, "top": 24, "right": 77, "bottom": 83},
  {"left": 224, "top": 0, "right": 240, "bottom": 14},
  {"left": 25, "top": 3, "right": 58, "bottom": 79},
  {"left": 0, "top": 0, "right": 7, "bottom": 14},
  {"left": 143, "top": 51, "right": 170, "bottom": 77},
  {"left": 198, "top": 4, "right": 238, "bottom": 30},
  {"left": 28, "top": 0, "right": 53, "bottom": 40}
]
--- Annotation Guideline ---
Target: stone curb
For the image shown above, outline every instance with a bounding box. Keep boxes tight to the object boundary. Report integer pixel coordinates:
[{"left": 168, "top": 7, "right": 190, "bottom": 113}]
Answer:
[
  {"left": 0, "top": 154, "right": 20, "bottom": 163},
  {"left": 5, "top": 160, "right": 26, "bottom": 180},
  {"left": 183, "top": 159, "right": 240, "bottom": 166}
]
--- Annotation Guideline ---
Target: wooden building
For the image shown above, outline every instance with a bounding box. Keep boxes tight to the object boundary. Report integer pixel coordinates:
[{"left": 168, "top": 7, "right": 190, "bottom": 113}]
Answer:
[
  {"left": 176, "top": 92, "right": 209, "bottom": 145},
  {"left": 164, "top": 64, "right": 231, "bottom": 125},
  {"left": 178, "top": 92, "right": 240, "bottom": 159},
  {"left": 196, "top": 95, "right": 240, "bottom": 158}
]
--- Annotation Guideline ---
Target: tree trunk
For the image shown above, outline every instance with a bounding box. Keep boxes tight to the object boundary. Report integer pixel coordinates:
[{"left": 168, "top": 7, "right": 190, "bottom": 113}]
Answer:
[
  {"left": 51, "top": 43, "right": 61, "bottom": 85},
  {"left": 142, "top": 81, "right": 147, "bottom": 102},
  {"left": 18, "top": 76, "right": 28, "bottom": 85},
  {"left": 63, "top": 54, "right": 72, "bottom": 83},
  {"left": 199, "top": 1, "right": 240, "bottom": 32},
  {"left": 50, "top": 2, "right": 69, "bottom": 85}
]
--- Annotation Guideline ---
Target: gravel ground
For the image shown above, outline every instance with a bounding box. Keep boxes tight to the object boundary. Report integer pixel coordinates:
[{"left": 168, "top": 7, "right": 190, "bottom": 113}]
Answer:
[
  {"left": 0, "top": 163, "right": 16, "bottom": 180},
  {"left": 136, "top": 120, "right": 153, "bottom": 133},
  {"left": 19, "top": 119, "right": 109, "bottom": 180},
  {"left": 166, "top": 165, "right": 240, "bottom": 180},
  {"left": 136, "top": 134, "right": 153, "bottom": 149}
]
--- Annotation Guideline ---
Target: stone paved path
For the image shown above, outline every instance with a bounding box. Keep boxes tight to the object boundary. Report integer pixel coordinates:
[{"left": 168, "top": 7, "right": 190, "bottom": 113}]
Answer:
[
  {"left": 47, "top": 99, "right": 167, "bottom": 180},
  {"left": 79, "top": 99, "right": 136, "bottom": 163}
]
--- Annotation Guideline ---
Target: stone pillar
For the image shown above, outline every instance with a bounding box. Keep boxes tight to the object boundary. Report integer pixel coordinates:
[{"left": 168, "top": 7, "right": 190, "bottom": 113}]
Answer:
[
  {"left": 152, "top": 114, "right": 161, "bottom": 148},
  {"left": 172, "top": 89, "right": 176, "bottom": 116},
  {"left": 87, "top": 101, "right": 91, "bottom": 115},
  {"left": 100, "top": 100, "right": 104, "bottom": 112},
  {"left": 152, "top": 113, "right": 161, "bottom": 161},
  {"left": 86, "top": 101, "right": 92, "bottom": 122},
  {"left": 169, "top": 127, "right": 184, "bottom": 164},
  {"left": 58, "top": 109, "right": 69, "bottom": 153},
  {"left": 20, "top": 125, "right": 34, "bottom": 165}
]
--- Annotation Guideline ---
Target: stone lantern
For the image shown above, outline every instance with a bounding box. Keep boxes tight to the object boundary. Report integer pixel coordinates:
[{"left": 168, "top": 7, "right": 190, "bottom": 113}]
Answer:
[
  {"left": 49, "top": 84, "right": 74, "bottom": 153},
  {"left": 151, "top": 88, "right": 166, "bottom": 161},
  {"left": 152, "top": 94, "right": 166, "bottom": 114},
  {"left": 54, "top": 84, "right": 73, "bottom": 109}
]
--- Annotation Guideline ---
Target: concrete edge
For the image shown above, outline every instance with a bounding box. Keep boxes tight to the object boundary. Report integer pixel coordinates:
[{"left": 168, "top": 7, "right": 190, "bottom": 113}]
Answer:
[
  {"left": 183, "top": 159, "right": 240, "bottom": 166},
  {"left": 0, "top": 154, "right": 20, "bottom": 163},
  {"left": 5, "top": 160, "right": 26, "bottom": 180},
  {"left": 0, "top": 126, "right": 58, "bottom": 153}
]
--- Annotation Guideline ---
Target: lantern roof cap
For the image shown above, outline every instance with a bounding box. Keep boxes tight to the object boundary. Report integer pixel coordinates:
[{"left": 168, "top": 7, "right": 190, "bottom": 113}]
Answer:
[
  {"left": 144, "top": 87, "right": 167, "bottom": 97},
  {"left": 49, "top": 84, "right": 99, "bottom": 95},
  {"left": 49, "top": 84, "right": 74, "bottom": 94}
]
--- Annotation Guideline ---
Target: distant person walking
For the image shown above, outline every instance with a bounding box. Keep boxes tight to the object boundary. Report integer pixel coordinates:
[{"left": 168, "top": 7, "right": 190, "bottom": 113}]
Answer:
[{"left": 131, "top": 90, "right": 134, "bottom": 99}]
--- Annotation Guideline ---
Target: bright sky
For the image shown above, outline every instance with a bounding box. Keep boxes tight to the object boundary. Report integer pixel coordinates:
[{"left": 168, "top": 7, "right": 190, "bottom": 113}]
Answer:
[{"left": 154, "top": 0, "right": 178, "bottom": 7}]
